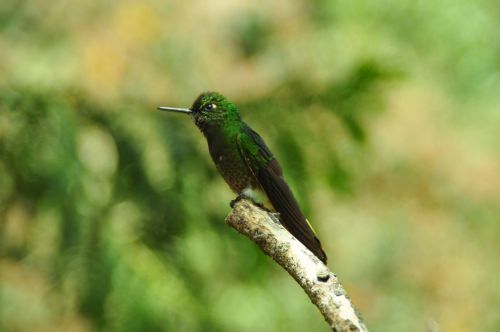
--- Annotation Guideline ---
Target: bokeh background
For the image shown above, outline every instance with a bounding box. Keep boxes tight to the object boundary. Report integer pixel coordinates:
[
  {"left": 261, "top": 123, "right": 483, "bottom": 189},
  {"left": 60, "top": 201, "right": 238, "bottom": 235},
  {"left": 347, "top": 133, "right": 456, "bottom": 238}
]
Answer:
[{"left": 1, "top": 1, "right": 499, "bottom": 331}]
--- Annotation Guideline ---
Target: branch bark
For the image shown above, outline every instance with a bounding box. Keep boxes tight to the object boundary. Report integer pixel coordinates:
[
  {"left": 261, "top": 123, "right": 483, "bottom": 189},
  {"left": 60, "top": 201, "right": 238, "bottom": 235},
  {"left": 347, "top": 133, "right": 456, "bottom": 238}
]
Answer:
[{"left": 225, "top": 199, "right": 368, "bottom": 332}]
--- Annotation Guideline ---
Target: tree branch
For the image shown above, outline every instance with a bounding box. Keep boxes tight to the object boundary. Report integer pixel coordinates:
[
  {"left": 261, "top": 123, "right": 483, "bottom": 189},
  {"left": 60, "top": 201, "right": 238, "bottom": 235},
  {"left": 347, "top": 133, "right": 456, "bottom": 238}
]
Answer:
[{"left": 225, "top": 199, "right": 368, "bottom": 332}]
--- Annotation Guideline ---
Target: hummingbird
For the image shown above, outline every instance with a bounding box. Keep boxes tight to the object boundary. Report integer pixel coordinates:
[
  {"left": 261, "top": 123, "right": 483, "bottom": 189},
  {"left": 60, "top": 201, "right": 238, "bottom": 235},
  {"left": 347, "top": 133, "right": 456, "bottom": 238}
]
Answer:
[{"left": 158, "top": 92, "right": 327, "bottom": 263}]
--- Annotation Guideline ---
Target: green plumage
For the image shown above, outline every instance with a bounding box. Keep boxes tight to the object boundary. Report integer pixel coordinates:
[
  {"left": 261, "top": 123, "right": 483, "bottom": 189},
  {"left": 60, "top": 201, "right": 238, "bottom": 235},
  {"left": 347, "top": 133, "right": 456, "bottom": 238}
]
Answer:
[{"left": 159, "top": 92, "right": 327, "bottom": 264}]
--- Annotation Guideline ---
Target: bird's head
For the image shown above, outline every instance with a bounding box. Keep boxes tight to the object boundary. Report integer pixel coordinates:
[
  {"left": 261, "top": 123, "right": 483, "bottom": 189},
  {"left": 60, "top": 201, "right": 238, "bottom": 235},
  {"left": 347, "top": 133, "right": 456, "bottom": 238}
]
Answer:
[{"left": 158, "top": 92, "right": 240, "bottom": 130}]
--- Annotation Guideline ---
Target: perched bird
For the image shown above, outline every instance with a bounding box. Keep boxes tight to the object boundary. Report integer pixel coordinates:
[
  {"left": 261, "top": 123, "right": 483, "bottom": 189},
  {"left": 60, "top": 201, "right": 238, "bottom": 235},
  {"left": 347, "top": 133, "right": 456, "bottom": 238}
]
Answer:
[{"left": 159, "top": 92, "right": 327, "bottom": 263}]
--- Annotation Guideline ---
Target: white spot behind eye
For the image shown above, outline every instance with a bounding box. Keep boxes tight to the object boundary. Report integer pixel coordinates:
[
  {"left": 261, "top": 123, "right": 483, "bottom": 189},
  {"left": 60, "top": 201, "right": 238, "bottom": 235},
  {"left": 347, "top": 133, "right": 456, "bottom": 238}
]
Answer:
[{"left": 205, "top": 103, "right": 216, "bottom": 111}]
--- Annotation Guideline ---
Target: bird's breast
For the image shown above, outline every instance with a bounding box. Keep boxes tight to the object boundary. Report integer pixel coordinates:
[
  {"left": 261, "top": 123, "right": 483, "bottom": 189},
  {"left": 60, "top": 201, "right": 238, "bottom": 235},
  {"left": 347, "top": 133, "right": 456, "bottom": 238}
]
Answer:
[{"left": 207, "top": 134, "right": 258, "bottom": 194}]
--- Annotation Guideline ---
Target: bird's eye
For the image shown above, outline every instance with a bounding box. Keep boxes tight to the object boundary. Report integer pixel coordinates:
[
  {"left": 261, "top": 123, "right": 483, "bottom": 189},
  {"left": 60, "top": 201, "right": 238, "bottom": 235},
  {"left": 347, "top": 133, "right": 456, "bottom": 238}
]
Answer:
[{"left": 204, "top": 103, "right": 216, "bottom": 111}]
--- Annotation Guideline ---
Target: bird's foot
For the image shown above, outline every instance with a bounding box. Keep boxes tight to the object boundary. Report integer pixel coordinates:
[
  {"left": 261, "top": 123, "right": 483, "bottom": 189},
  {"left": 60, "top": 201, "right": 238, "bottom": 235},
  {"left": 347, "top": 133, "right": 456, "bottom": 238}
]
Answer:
[
  {"left": 230, "top": 193, "right": 246, "bottom": 208},
  {"left": 230, "top": 193, "right": 270, "bottom": 212},
  {"left": 269, "top": 212, "right": 281, "bottom": 224},
  {"left": 252, "top": 200, "right": 269, "bottom": 211}
]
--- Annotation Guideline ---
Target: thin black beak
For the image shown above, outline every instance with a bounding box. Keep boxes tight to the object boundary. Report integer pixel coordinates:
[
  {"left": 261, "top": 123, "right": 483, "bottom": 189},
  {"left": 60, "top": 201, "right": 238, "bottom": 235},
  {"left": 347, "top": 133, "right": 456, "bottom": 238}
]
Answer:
[{"left": 157, "top": 106, "right": 192, "bottom": 114}]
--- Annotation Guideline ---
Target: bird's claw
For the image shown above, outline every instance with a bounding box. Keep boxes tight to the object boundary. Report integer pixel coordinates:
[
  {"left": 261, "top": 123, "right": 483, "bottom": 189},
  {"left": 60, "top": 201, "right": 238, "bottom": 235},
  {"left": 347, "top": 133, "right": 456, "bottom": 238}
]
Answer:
[
  {"left": 270, "top": 212, "right": 281, "bottom": 223},
  {"left": 252, "top": 200, "right": 268, "bottom": 211},
  {"left": 230, "top": 193, "right": 269, "bottom": 212},
  {"left": 230, "top": 193, "right": 245, "bottom": 208}
]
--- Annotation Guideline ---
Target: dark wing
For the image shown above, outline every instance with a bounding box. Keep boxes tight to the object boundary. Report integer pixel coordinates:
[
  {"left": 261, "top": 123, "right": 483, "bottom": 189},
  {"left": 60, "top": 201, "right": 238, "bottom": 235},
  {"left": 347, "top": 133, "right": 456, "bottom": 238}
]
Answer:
[{"left": 237, "top": 125, "right": 327, "bottom": 263}]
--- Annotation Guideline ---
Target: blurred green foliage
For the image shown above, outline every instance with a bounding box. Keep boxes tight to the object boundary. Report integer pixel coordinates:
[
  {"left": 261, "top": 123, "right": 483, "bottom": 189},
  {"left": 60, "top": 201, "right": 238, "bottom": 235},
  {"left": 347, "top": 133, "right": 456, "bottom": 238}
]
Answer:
[{"left": 1, "top": 1, "right": 500, "bottom": 332}]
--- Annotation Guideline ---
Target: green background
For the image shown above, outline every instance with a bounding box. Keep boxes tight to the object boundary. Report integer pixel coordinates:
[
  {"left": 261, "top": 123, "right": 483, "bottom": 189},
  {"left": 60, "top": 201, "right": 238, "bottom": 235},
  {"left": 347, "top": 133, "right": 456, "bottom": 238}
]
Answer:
[{"left": 1, "top": 1, "right": 499, "bottom": 331}]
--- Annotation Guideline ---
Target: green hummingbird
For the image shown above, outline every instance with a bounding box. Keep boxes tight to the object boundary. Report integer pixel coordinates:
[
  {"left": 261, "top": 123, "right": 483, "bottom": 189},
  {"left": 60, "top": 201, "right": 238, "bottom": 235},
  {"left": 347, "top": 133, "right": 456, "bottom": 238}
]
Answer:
[{"left": 158, "top": 92, "right": 327, "bottom": 263}]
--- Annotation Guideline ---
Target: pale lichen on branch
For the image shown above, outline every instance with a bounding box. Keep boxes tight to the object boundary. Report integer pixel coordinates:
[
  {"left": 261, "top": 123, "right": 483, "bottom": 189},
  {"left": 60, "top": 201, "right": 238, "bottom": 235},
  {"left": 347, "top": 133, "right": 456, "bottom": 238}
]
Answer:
[{"left": 225, "top": 199, "right": 368, "bottom": 332}]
